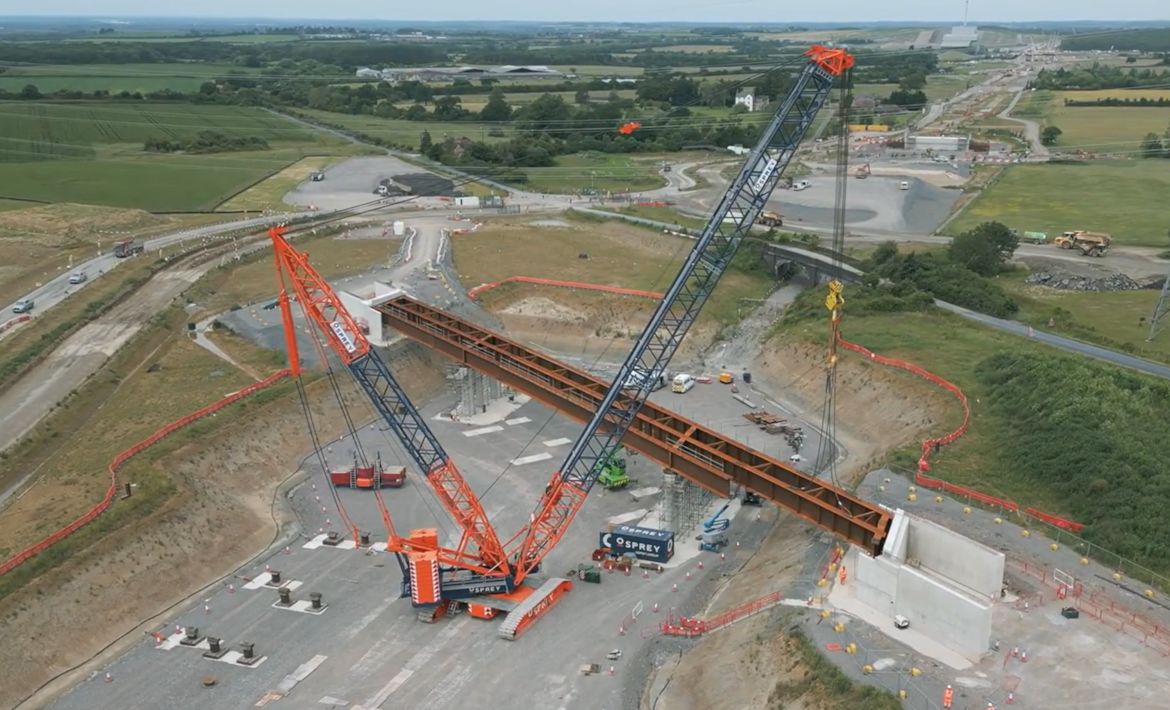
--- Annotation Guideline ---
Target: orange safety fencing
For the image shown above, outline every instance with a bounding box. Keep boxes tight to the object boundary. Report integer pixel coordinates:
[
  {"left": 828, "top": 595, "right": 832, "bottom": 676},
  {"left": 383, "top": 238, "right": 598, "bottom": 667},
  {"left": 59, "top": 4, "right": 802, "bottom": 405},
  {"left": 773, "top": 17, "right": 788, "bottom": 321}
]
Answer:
[
  {"left": 0, "top": 369, "right": 291, "bottom": 578},
  {"left": 466, "top": 277, "right": 666, "bottom": 300},
  {"left": 835, "top": 334, "right": 1084, "bottom": 532},
  {"left": 661, "top": 589, "right": 785, "bottom": 637}
]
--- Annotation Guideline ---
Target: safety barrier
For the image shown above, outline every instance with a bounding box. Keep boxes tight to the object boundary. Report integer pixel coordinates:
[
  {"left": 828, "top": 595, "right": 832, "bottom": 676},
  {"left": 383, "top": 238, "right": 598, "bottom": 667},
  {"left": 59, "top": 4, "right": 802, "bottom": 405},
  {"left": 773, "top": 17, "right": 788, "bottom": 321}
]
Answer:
[
  {"left": 836, "top": 334, "right": 1083, "bottom": 532},
  {"left": 0, "top": 314, "right": 32, "bottom": 334},
  {"left": 0, "top": 368, "right": 292, "bottom": 578},
  {"left": 661, "top": 589, "right": 785, "bottom": 637},
  {"left": 466, "top": 277, "right": 666, "bottom": 301}
]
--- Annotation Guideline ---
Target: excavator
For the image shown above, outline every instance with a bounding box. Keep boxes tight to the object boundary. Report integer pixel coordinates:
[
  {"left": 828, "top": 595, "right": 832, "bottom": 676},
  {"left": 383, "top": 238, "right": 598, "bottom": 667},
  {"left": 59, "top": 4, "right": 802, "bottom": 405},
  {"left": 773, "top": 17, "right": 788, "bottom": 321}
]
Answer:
[
  {"left": 1054, "top": 230, "right": 1110, "bottom": 257},
  {"left": 272, "top": 44, "right": 856, "bottom": 641},
  {"left": 595, "top": 449, "right": 635, "bottom": 490}
]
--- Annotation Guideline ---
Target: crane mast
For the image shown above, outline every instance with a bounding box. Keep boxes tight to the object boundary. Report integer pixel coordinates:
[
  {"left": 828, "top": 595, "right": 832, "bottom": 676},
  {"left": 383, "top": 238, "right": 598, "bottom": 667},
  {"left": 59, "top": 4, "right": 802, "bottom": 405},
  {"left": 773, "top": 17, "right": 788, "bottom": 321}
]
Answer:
[
  {"left": 511, "top": 46, "right": 854, "bottom": 580},
  {"left": 268, "top": 227, "right": 512, "bottom": 589}
]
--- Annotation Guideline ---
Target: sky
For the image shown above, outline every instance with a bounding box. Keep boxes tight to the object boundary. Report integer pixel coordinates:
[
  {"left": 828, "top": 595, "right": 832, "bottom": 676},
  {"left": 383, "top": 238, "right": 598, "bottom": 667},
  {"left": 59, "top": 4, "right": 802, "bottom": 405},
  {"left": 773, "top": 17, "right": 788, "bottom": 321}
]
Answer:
[{"left": 9, "top": 1, "right": 1165, "bottom": 24}]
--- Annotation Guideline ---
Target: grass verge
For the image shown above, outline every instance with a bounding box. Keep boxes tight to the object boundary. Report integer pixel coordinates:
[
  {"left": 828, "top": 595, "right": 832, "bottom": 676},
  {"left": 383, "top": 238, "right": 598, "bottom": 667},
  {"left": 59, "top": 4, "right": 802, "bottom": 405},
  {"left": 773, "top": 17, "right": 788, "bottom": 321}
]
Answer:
[{"left": 945, "top": 160, "right": 1170, "bottom": 245}]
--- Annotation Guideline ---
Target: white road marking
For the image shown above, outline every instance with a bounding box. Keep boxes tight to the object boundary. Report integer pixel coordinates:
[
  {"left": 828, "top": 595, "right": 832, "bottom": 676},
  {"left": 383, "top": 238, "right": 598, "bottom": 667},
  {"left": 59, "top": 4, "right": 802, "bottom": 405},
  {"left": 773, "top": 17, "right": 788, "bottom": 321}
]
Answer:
[
  {"left": 276, "top": 654, "right": 328, "bottom": 693},
  {"left": 505, "top": 417, "right": 531, "bottom": 425},
  {"left": 462, "top": 426, "right": 504, "bottom": 437},
  {"left": 319, "top": 697, "right": 348, "bottom": 706},
  {"left": 543, "top": 437, "right": 572, "bottom": 447},
  {"left": 511, "top": 452, "right": 553, "bottom": 466},
  {"left": 364, "top": 618, "right": 469, "bottom": 707}
]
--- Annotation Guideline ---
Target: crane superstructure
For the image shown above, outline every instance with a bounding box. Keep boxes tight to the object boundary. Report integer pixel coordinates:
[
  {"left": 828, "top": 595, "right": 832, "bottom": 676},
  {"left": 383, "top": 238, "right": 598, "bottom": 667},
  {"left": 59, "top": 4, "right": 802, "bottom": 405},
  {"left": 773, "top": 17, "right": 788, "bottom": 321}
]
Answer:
[
  {"left": 272, "top": 45, "right": 854, "bottom": 640},
  {"left": 497, "top": 45, "right": 854, "bottom": 638}
]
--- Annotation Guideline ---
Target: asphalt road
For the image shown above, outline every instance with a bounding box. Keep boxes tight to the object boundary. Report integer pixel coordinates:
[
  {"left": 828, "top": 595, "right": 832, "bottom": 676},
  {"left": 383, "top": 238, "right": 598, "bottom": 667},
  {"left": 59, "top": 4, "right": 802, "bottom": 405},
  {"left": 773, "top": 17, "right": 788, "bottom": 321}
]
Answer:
[{"left": 2, "top": 213, "right": 294, "bottom": 320}]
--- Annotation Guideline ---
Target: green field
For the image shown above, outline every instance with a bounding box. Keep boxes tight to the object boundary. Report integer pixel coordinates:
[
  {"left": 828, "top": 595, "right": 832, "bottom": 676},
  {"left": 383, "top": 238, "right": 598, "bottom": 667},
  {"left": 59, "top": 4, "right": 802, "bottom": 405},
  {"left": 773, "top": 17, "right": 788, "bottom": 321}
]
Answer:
[
  {"left": 0, "top": 103, "right": 350, "bottom": 210},
  {"left": 292, "top": 108, "right": 514, "bottom": 149},
  {"left": 1047, "top": 90, "right": 1170, "bottom": 152},
  {"left": 945, "top": 160, "right": 1170, "bottom": 245},
  {"left": 0, "top": 63, "right": 262, "bottom": 94},
  {"left": 518, "top": 153, "right": 667, "bottom": 193}
]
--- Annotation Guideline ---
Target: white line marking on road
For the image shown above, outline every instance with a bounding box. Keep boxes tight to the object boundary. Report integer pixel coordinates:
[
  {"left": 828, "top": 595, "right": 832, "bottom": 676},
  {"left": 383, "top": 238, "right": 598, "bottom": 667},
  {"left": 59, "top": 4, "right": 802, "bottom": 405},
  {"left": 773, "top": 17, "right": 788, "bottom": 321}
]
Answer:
[
  {"left": 364, "top": 618, "right": 469, "bottom": 707},
  {"left": 276, "top": 654, "right": 328, "bottom": 693},
  {"left": 511, "top": 452, "right": 553, "bottom": 466},
  {"left": 463, "top": 426, "right": 504, "bottom": 437},
  {"left": 607, "top": 509, "right": 649, "bottom": 525},
  {"left": 543, "top": 437, "right": 572, "bottom": 447},
  {"left": 505, "top": 417, "right": 531, "bottom": 425}
]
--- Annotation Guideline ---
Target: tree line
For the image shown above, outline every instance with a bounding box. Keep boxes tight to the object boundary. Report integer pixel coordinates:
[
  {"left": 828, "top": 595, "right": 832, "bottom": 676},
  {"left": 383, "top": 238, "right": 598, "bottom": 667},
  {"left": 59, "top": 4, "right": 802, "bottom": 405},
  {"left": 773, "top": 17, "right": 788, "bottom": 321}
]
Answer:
[
  {"left": 143, "top": 131, "right": 270, "bottom": 154},
  {"left": 1058, "top": 28, "right": 1170, "bottom": 53},
  {"left": 1030, "top": 63, "right": 1170, "bottom": 91}
]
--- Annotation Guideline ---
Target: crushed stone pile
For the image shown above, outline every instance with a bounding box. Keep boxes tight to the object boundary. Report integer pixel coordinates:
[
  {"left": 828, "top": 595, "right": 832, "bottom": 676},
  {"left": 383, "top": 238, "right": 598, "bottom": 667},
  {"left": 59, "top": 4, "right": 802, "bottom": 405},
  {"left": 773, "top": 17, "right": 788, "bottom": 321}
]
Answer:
[{"left": 1025, "top": 270, "right": 1143, "bottom": 292}]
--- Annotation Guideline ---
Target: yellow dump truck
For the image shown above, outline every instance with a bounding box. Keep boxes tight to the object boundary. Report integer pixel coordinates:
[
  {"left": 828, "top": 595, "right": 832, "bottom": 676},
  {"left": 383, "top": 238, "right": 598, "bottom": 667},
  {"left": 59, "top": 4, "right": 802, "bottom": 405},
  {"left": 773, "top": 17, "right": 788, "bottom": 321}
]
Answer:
[
  {"left": 1054, "top": 231, "right": 1111, "bottom": 257},
  {"left": 759, "top": 211, "right": 784, "bottom": 227}
]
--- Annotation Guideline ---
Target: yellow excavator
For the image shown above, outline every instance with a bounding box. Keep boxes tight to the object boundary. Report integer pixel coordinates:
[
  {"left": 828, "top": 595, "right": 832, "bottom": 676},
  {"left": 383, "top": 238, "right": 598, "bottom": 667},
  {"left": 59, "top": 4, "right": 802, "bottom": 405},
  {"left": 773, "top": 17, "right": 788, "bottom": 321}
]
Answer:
[{"left": 1054, "top": 231, "right": 1111, "bottom": 258}]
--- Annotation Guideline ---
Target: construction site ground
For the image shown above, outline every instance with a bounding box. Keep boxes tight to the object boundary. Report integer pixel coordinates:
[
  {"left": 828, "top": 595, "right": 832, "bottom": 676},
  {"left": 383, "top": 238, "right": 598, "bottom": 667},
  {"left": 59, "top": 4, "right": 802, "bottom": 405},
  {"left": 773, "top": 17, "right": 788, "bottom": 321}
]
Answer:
[{"left": 37, "top": 382, "right": 791, "bottom": 710}]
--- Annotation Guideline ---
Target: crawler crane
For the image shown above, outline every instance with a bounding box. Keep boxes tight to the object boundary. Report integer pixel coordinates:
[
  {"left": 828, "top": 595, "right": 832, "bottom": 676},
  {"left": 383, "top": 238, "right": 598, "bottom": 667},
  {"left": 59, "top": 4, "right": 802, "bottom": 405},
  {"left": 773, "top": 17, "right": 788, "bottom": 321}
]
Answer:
[{"left": 274, "top": 45, "right": 855, "bottom": 640}]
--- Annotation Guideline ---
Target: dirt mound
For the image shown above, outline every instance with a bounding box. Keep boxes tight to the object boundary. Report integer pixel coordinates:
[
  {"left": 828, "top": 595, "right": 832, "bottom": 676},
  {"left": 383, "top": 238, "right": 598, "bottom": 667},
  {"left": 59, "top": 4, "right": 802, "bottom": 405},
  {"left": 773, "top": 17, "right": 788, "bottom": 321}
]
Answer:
[
  {"left": 499, "top": 296, "right": 587, "bottom": 322},
  {"left": 0, "top": 341, "right": 446, "bottom": 710},
  {"left": 0, "top": 203, "right": 167, "bottom": 247},
  {"left": 753, "top": 338, "right": 953, "bottom": 479}
]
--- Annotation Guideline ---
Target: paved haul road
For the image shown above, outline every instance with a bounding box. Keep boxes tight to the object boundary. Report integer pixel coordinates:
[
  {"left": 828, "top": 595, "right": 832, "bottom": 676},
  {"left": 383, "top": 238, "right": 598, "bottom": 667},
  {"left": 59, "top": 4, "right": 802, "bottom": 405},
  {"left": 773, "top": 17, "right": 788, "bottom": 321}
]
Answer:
[
  {"left": 999, "top": 89, "right": 1049, "bottom": 157},
  {"left": 1, "top": 214, "right": 294, "bottom": 321}
]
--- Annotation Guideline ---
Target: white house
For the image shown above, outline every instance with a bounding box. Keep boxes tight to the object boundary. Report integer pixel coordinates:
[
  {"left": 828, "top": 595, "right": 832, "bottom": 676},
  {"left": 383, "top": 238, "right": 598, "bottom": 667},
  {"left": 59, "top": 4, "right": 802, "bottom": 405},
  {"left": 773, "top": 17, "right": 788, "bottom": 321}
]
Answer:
[{"left": 734, "top": 89, "right": 770, "bottom": 112}]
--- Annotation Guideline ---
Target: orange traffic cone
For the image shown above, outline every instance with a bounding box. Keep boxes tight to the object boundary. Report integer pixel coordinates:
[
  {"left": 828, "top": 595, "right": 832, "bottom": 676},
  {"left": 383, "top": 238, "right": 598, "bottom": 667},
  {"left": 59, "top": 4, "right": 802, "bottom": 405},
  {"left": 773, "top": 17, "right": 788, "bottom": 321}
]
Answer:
[
  {"left": 266, "top": 564, "right": 271, "bottom": 573},
  {"left": 204, "top": 605, "right": 210, "bottom": 615},
  {"left": 672, "top": 584, "right": 678, "bottom": 593},
  {"left": 607, "top": 666, "right": 616, "bottom": 675},
  {"left": 322, "top": 507, "right": 328, "bottom": 514},
  {"left": 284, "top": 546, "right": 290, "bottom": 555},
  {"left": 735, "top": 541, "right": 741, "bottom": 548},
  {"left": 697, "top": 561, "right": 703, "bottom": 570},
  {"left": 720, "top": 552, "right": 725, "bottom": 560},
  {"left": 685, "top": 572, "right": 691, "bottom": 581},
  {"left": 652, "top": 603, "right": 659, "bottom": 613},
  {"left": 228, "top": 584, "right": 235, "bottom": 593},
  {"left": 1006, "top": 693, "right": 1014, "bottom": 704},
  {"left": 326, "top": 519, "right": 332, "bottom": 526},
  {"left": 643, "top": 570, "right": 649, "bottom": 578},
  {"left": 105, "top": 673, "right": 112, "bottom": 683},
  {"left": 619, "top": 626, "right": 626, "bottom": 636},
  {"left": 1020, "top": 651, "right": 1027, "bottom": 663}
]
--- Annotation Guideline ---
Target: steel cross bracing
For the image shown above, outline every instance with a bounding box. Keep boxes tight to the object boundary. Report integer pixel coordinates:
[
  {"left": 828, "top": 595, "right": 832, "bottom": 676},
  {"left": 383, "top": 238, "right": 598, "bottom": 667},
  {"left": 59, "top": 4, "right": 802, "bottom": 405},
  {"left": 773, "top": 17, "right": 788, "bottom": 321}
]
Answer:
[
  {"left": 510, "top": 50, "right": 848, "bottom": 577},
  {"left": 269, "top": 228, "right": 510, "bottom": 578},
  {"left": 375, "top": 297, "right": 890, "bottom": 555}
]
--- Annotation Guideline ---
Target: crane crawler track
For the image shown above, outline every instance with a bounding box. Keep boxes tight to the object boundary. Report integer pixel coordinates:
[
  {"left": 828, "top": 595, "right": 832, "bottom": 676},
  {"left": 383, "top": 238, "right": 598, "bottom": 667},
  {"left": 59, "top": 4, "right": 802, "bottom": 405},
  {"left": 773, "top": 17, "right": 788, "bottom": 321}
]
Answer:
[{"left": 377, "top": 297, "right": 890, "bottom": 556}]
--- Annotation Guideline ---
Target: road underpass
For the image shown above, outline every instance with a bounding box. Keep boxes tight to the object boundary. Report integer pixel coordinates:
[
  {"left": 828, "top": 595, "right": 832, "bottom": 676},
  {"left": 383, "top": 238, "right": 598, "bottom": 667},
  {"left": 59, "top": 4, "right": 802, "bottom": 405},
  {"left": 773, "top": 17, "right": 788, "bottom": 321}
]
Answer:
[{"left": 376, "top": 296, "right": 891, "bottom": 556}]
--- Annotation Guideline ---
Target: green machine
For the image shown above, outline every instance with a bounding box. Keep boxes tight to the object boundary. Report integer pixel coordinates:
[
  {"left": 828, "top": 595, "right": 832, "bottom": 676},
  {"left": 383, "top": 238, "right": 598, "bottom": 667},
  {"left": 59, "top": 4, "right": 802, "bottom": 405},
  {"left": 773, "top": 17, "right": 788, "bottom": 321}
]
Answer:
[{"left": 595, "top": 448, "right": 637, "bottom": 491}]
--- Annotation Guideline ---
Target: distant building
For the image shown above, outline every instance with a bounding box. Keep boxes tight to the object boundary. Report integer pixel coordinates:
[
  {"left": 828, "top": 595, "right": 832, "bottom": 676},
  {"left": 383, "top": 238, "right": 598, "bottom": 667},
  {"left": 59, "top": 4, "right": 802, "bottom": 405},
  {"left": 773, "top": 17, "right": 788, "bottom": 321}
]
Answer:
[
  {"left": 355, "top": 67, "right": 381, "bottom": 79},
  {"left": 734, "top": 89, "right": 769, "bottom": 112},
  {"left": 852, "top": 95, "right": 879, "bottom": 111},
  {"left": 380, "top": 65, "right": 565, "bottom": 83},
  {"left": 941, "top": 25, "right": 981, "bottom": 51},
  {"left": 909, "top": 135, "right": 971, "bottom": 152}
]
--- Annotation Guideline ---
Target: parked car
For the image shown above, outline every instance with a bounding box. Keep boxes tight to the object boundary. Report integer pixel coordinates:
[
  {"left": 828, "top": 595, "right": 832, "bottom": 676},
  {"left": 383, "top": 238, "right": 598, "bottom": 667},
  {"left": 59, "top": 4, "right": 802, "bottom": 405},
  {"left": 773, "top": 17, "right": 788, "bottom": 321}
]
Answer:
[
  {"left": 13, "top": 298, "right": 34, "bottom": 314},
  {"left": 69, "top": 271, "right": 87, "bottom": 284}
]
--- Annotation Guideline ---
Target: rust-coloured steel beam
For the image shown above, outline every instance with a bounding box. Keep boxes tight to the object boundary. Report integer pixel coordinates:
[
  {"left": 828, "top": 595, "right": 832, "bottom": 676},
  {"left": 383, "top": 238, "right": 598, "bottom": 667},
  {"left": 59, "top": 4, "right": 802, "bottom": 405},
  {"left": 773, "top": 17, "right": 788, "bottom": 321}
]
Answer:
[{"left": 377, "top": 297, "right": 890, "bottom": 557}]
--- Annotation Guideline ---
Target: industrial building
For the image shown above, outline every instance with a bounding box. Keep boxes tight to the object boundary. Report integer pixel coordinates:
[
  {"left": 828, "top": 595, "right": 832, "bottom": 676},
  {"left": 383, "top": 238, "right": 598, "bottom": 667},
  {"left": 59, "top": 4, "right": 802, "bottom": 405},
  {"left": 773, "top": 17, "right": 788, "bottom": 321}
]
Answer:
[
  {"left": 359, "top": 65, "right": 565, "bottom": 83},
  {"left": 908, "top": 134, "right": 971, "bottom": 152},
  {"left": 941, "top": 25, "right": 981, "bottom": 51}
]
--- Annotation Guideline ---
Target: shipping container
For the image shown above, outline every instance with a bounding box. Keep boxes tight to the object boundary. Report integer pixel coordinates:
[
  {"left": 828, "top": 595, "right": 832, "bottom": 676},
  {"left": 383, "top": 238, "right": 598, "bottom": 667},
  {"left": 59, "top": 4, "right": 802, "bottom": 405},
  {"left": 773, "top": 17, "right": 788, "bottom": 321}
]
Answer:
[
  {"left": 454, "top": 196, "right": 481, "bottom": 208},
  {"left": 600, "top": 524, "right": 674, "bottom": 563}
]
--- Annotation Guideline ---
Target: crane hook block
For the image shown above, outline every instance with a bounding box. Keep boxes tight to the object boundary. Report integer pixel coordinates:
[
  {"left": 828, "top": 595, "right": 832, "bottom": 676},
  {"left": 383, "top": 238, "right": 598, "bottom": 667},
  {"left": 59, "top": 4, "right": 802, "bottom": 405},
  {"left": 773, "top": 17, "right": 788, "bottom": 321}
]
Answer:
[
  {"left": 805, "top": 46, "right": 855, "bottom": 75},
  {"left": 617, "top": 122, "right": 642, "bottom": 135}
]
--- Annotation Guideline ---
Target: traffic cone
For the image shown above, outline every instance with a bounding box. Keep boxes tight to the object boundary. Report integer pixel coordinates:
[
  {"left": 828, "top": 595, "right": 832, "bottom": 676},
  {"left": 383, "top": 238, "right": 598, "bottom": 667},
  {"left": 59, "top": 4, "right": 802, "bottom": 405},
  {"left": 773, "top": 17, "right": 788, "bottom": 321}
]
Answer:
[
  {"left": 315, "top": 496, "right": 320, "bottom": 503},
  {"left": 720, "top": 552, "right": 725, "bottom": 560},
  {"left": 266, "top": 564, "right": 271, "bottom": 573},
  {"left": 607, "top": 666, "right": 616, "bottom": 675},
  {"left": 1006, "top": 693, "right": 1014, "bottom": 704},
  {"left": 756, "top": 513, "right": 761, "bottom": 521},
  {"left": 697, "top": 561, "right": 703, "bottom": 570},
  {"left": 672, "top": 583, "right": 678, "bottom": 593},
  {"left": 204, "top": 605, "right": 210, "bottom": 615},
  {"left": 284, "top": 546, "right": 290, "bottom": 555},
  {"left": 1020, "top": 651, "right": 1027, "bottom": 663},
  {"left": 322, "top": 507, "right": 328, "bottom": 514},
  {"left": 643, "top": 570, "right": 649, "bottom": 578},
  {"left": 311, "top": 483, "right": 317, "bottom": 491},
  {"left": 735, "top": 541, "right": 741, "bottom": 548},
  {"left": 619, "top": 626, "right": 626, "bottom": 636},
  {"left": 1012, "top": 647, "right": 1018, "bottom": 657},
  {"left": 228, "top": 584, "right": 235, "bottom": 593},
  {"left": 326, "top": 519, "right": 332, "bottom": 526},
  {"left": 685, "top": 572, "right": 691, "bottom": 581},
  {"left": 175, "top": 625, "right": 182, "bottom": 635},
  {"left": 318, "top": 527, "right": 324, "bottom": 534},
  {"left": 105, "top": 673, "right": 112, "bottom": 683},
  {"left": 652, "top": 603, "right": 659, "bottom": 613}
]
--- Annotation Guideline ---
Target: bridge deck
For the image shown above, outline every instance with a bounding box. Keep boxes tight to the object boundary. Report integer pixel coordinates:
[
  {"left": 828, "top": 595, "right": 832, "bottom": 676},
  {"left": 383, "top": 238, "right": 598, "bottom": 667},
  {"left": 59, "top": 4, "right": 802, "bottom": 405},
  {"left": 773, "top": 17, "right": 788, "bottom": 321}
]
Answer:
[{"left": 377, "top": 297, "right": 890, "bottom": 556}]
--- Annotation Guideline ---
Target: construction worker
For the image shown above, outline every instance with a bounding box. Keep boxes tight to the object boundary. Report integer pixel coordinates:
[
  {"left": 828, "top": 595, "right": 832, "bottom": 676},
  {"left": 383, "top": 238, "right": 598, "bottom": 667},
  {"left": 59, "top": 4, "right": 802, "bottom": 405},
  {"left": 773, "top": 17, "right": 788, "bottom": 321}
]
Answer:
[{"left": 942, "top": 685, "right": 954, "bottom": 708}]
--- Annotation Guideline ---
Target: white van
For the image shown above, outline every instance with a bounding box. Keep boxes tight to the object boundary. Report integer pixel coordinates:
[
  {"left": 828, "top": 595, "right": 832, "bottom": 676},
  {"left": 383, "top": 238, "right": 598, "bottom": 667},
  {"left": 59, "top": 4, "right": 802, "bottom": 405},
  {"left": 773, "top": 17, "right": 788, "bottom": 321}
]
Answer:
[
  {"left": 793, "top": 180, "right": 811, "bottom": 191},
  {"left": 899, "top": 181, "right": 909, "bottom": 191},
  {"left": 671, "top": 374, "right": 695, "bottom": 394}
]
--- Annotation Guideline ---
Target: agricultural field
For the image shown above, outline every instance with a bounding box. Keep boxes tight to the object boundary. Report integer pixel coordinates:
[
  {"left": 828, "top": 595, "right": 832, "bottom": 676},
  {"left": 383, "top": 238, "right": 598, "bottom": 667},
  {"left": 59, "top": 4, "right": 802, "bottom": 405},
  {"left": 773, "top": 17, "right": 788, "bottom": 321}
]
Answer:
[
  {"left": 0, "top": 63, "right": 262, "bottom": 94},
  {"left": 451, "top": 89, "right": 639, "bottom": 112},
  {"left": 217, "top": 155, "right": 346, "bottom": 212},
  {"left": 945, "top": 160, "right": 1170, "bottom": 246},
  {"left": 517, "top": 152, "right": 668, "bottom": 193},
  {"left": 0, "top": 103, "right": 352, "bottom": 210},
  {"left": 650, "top": 44, "right": 737, "bottom": 53},
  {"left": 291, "top": 108, "right": 515, "bottom": 149},
  {"left": 1046, "top": 90, "right": 1170, "bottom": 151}
]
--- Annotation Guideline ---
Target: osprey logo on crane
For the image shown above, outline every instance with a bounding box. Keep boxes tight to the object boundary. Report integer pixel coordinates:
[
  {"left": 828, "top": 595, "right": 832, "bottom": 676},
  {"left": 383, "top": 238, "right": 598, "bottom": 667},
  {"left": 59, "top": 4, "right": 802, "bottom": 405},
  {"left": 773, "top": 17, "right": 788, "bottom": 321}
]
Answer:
[
  {"left": 752, "top": 157, "right": 779, "bottom": 193},
  {"left": 330, "top": 319, "right": 358, "bottom": 353}
]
